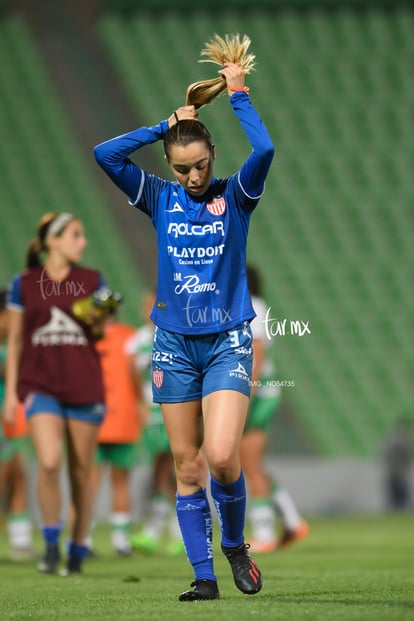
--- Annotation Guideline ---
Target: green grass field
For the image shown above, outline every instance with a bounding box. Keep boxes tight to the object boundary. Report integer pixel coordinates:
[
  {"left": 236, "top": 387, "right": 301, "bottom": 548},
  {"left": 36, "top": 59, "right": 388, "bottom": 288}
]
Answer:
[{"left": 1, "top": 514, "right": 413, "bottom": 621}]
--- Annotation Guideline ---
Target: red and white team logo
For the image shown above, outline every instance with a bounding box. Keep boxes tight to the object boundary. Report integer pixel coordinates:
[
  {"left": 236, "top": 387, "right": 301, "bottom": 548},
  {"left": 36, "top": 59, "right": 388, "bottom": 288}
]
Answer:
[
  {"left": 207, "top": 197, "right": 226, "bottom": 216},
  {"left": 152, "top": 369, "right": 164, "bottom": 388}
]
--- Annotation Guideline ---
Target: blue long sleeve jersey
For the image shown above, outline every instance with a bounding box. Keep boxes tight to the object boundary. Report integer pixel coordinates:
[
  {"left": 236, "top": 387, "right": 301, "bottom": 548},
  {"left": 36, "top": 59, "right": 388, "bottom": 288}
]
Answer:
[{"left": 94, "top": 92, "right": 274, "bottom": 335}]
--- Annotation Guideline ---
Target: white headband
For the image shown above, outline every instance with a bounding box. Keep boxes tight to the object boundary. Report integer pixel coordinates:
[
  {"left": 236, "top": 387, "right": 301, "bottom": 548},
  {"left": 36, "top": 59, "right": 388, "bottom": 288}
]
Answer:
[{"left": 47, "top": 212, "right": 75, "bottom": 237}]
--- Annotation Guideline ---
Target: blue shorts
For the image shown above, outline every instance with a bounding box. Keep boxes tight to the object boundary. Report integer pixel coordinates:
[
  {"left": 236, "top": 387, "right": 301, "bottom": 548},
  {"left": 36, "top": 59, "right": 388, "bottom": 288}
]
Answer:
[
  {"left": 24, "top": 392, "right": 105, "bottom": 426},
  {"left": 152, "top": 322, "right": 253, "bottom": 403}
]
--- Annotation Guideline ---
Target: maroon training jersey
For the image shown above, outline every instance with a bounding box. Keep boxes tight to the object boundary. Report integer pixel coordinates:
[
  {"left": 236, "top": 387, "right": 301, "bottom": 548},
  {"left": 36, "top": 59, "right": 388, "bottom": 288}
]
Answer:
[{"left": 9, "top": 266, "right": 105, "bottom": 404}]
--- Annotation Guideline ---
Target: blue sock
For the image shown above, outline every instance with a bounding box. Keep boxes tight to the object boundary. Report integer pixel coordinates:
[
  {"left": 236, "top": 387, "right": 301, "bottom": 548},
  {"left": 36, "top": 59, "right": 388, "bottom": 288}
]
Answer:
[
  {"left": 210, "top": 471, "right": 246, "bottom": 548},
  {"left": 68, "top": 542, "right": 89, "bottom": 560},
  {"left": 42, "top": 524, "right": 62, "bottom": 547},
  {"left": 176, "top": 489, "right": 216, "bottom": 582}
]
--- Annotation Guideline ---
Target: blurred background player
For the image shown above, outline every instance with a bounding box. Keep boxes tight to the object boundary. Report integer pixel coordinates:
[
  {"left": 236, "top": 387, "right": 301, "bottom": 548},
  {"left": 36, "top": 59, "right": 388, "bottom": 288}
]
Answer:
[
  {"left": 240, "top": 265, "right": 309, "bottom": 552},
  {"left": 0, "top": 289, "right": 34, "bottom": 560},
  {"left": 128, "top": 290, "right": 183, "bottom": 555},
  {"left": 87, "top": 310, "right": 142, "bottom": 556},
  {"left": 382, "top": 416, "right": 413, "bottom": 511},
  {"left": 3, "top": 212, "right": 109, "bottom": 575}
]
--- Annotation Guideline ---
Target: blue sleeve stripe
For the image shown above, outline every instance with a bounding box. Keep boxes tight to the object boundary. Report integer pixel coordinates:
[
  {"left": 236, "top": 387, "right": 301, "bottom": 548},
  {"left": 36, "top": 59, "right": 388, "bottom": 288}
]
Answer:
[
  {"left": 128, "top": 169, "right": 145, "bottom": 205},
  {"left": 237, "top": 173, "right": 265, "bottom": 200}
]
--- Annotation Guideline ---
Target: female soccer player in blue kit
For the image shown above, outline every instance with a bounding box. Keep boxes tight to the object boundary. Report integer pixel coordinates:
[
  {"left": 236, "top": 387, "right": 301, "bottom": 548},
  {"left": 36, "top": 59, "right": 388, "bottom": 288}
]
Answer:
[{"left": 94, "top": 35, "right": 274, "bottom": 601}]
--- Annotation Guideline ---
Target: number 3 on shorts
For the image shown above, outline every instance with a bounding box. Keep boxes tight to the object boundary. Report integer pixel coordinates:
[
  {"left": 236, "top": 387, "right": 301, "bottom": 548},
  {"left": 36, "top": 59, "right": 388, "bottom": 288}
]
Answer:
[{"left": 227, "top": 329, "right": 240, "bottom": 348}]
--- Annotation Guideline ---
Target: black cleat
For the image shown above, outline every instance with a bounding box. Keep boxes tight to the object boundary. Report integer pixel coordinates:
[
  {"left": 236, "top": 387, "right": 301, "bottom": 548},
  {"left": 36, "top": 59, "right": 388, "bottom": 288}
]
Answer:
[
  {"left": 37, "top": 544, "right": 61, "bottom": 574},
  {"left": 179, "top": 579, "right": 220, "bottom": 601},
  {"left": 222, "top": 542, "right": 262, "bottom": 595},
  {"left": 60, "top": 554, "right": 82, "bottom": 577}
]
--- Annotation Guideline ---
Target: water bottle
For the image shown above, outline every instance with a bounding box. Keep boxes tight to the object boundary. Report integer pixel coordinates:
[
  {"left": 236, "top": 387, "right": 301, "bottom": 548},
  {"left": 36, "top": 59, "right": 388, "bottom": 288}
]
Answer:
[{"left": 72, "top": 287, "right": 123, "bottom": 324}]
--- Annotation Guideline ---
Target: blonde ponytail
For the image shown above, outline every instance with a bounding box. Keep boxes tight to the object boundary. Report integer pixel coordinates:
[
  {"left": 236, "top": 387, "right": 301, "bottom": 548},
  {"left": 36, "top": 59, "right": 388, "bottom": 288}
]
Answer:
[{"left": 186, "top": 34, "right": 256, "bottom": 109}]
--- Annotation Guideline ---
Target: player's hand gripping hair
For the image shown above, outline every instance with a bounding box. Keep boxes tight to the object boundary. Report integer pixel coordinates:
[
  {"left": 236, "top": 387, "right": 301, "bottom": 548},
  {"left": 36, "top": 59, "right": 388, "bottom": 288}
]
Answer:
[
  {"left": 186, "top": 33, "right": 256, "bottom": 109},
  {"left": 169, "top": 33, "right": 255, "bottom": 125},
  {"left": 167, "top": 105, "right": 198, "bottom": 128}
]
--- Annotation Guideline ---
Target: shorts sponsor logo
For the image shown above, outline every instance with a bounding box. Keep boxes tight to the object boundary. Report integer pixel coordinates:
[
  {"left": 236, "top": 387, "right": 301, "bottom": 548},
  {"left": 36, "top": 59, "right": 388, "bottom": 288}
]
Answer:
[
  {"left": 234, "top": 347, "right": 252, "bottom": 355},
  {"left": 152, "top": 368, "right": 164, "bottom": 388},
  {"left": 242, "top": 322, "right": 252, "bottom": 340},
  {"left": 152, "top": 351, "right": 175, "bottom": 365},
  {"left": 229, "top": 362, "right": 250, "bottom": 382}
]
